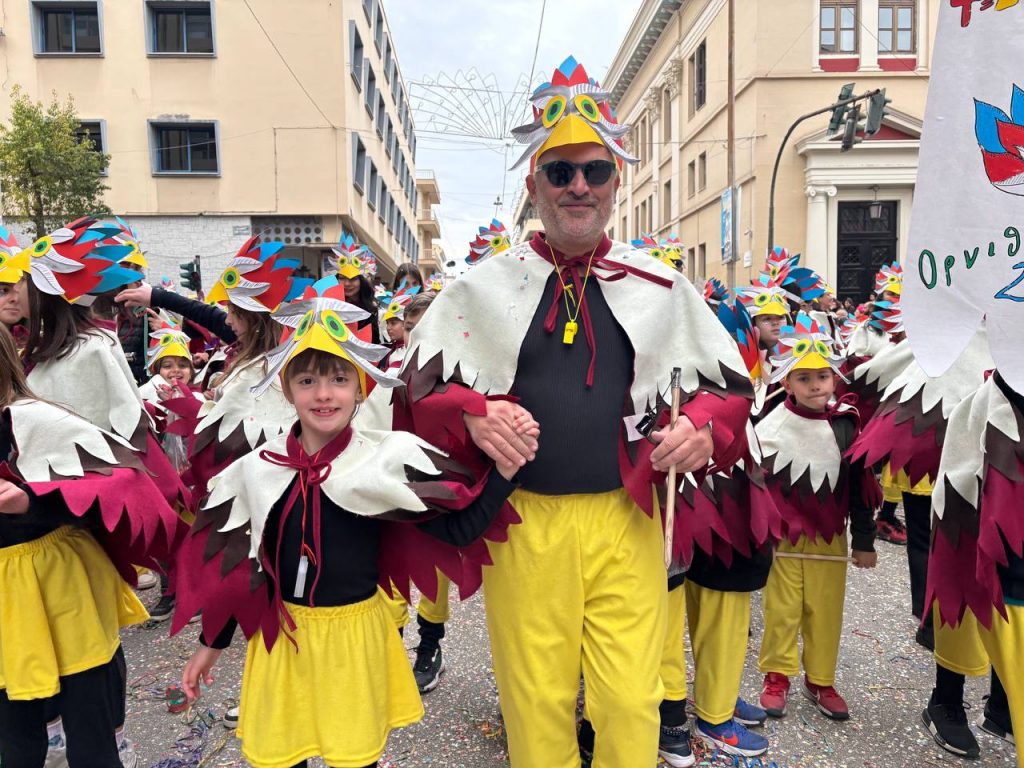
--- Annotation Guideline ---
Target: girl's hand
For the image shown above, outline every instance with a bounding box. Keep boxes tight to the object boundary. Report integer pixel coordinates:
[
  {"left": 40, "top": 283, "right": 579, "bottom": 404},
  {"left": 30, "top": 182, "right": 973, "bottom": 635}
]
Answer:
[
  {"left": 0, "top": 479, "right": 30, "bottom": 515},
  {"left": 114, "top": 284, "right": 153, "bottom": 309},
  {"left": 182, "top": 646, "right": 222, "bottom": 701},
  {"left": 852, "top": 550, "right": 877, "bottom": 569},
  {"left": 156, "top": 384, "right": 174, "bottom": 401}
]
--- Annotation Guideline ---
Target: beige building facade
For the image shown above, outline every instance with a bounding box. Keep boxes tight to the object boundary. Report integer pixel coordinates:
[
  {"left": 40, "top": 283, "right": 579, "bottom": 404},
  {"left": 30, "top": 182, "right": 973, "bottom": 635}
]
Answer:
[
  {"left": 604, "top": 0, "right": 936, "bottom": 300},
  {"left": 0, "top": 0, "right": 431, "bottom": 287}
]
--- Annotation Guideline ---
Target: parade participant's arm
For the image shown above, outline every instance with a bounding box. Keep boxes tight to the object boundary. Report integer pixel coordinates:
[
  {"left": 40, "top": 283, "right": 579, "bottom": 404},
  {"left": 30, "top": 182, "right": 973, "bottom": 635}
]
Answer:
[
  {"left": 464, "top": 399, "right": 539, "bottom": 469},
  {"left": 649, "top": 392, "right": 751, "bottom": 473},
  {"left": 0, "top": 479, "right": 30, "bottom": 515},
  {"left": 416, "top": 471, "right": 519, "bottom": 547},
  {"left": 116, "top": 285, "right": 238, "bottom": 344},
  {"left": 182, "top": 646, "right": 222, "bottom": 701}
]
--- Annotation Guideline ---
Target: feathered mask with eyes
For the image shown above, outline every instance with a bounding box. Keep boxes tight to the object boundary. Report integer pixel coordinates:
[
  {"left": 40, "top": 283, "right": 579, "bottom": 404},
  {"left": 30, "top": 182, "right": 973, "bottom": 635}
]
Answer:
[
  {"left": 874, "top": 261, "right": 903, "bottom": 297},
  {"left": 510, "top": 55, "right": 636, "bottom": 171},
  {"left": 206, "top": 235, "right": 309, "bottom": 313},
  {"left": 0, "top": 226, "right": 24, "bottom": 284},
  {"left": 251, "top": 276, "right": 402, "bottom": 399},
  {"left": 380, "top": 279, "right": 422, "bottom": 322},
  {"left": 328, "top": 232, "right": 376, "bottom": 280},
  {"left": 467, "top": 220, "right": 511, "bottom": 265},
  {"left": 114, "top": 216, "right": 148, "bottom": 270},
  {"left": 147, "top": 321, "right": 192, "bottom": 372},
  {"left": 768, "top": 312, "right": 846, "bottom": 384},
  {"left": 632, "top": 233, "right": 684, "bottom": 270},
  {"left": 8, "top": 217, "right": 139, "bottom": 304}
]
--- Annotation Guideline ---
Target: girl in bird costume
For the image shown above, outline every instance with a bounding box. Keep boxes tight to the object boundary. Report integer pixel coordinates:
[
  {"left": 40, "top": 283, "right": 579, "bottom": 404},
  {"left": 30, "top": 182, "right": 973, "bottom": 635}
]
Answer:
[
  {"left": 163, "top": 235, "right": 308, "bottom": 504},
  {"left": 175, "top": 287, "right": 528, "bottom": 768},
  {"left": 755, "top": 313, "right": 879, "bottom": 722},
  {"left": 398, "top": 55, "right": 753, "bottom": 768},
  {"left": 0, "top": 324, "right": 184, "bottom": 767},
  {"left": 379, "top": 279, "right": 421, "bottom": 373},
  {"left": 11, "top": 217, "right": 191, "bottom": 513},
  {"left": 327, "top": 232, "right": 381, "bottom": 342}
]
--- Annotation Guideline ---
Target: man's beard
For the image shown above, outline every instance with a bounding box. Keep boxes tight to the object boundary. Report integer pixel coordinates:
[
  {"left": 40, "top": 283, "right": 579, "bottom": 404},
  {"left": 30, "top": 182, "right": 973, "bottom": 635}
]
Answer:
[{"left": 534, "top": 193, "right": 612, "bottom": 247}]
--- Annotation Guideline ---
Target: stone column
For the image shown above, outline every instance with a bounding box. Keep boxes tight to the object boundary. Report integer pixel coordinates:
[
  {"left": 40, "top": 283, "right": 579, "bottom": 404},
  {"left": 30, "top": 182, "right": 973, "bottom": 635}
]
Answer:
[{"left": 805, "top": 185, "right": 838, "bottom": 280}]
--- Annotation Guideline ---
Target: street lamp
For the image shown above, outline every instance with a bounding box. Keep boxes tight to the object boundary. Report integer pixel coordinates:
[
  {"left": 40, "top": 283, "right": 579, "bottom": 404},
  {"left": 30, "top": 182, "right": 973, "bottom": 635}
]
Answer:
[{"left": 868, "top": 185, "right": 883, "bottom": 221}]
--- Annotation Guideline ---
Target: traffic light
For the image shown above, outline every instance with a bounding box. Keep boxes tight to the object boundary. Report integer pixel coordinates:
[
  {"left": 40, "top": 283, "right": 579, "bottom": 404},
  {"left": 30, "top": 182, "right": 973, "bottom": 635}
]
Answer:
[
  {"left": 840, "top": 103, "right": 866, "bottom": 152},
  {"left": 179, "top": 257, "right": 200, "bottom": 292},
  {"left": 827, "top": 83, "right": 856, "bottom": 134},
  {"left": 865, "top": 88, "right": 892, "bottom": 136}
]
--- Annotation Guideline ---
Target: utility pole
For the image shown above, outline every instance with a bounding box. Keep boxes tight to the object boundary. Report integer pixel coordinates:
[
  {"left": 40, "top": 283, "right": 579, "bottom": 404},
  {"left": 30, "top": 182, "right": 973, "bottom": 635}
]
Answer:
[{"left": 726, "top": 0, "right": 737, "bottom": 287}]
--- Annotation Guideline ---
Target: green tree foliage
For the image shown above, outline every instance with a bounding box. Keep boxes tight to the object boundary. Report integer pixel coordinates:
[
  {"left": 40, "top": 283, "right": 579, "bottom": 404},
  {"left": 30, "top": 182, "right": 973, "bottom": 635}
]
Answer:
[{"left": 0, "top": 86, "right": 111, "bottom": 239}]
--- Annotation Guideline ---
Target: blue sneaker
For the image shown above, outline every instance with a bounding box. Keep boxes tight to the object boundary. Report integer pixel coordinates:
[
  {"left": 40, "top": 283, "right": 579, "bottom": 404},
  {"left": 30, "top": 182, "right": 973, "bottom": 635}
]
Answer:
[
  {"left": 696, "top": 717, "right": 769, "bottom": 758},
  {"left": 734, "top": 696, "right": 768, "bottom": 727}
]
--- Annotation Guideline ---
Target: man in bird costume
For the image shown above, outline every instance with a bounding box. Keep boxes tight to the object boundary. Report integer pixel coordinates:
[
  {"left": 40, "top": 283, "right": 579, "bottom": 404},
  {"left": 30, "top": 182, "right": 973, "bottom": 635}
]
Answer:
[{"left": 394, "top": 56, "right": 753, "bottom": 767}]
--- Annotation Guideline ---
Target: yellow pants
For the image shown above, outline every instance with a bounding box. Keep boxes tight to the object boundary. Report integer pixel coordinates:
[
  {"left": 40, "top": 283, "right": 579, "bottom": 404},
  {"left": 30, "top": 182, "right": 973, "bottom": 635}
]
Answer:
[
  {"left": 933, "top": 601, "right": 989, "bottom": 677},
  {"left": 882, "top": 464, "right": 932, "bottom": 502},
  {"left": 483, "top": 488, "right": 667, "bottom": 768},
  {"left": 687, "top": 582, "right": 751, "bottom": 724},
  {"left": 661, "top": 584, "right": 688, "bottom": 704},
  {"left": 418, "top": 572, "right": 451, "bottom": 624},
  {"left": 378, "top": 586, "right": 410, "bottom": 631},
  {"left": 759, "top": 534, "right": 848, "bottom": 686},
  {"left": 978, "top": 605, "right": 1024, "bottom": 768}
]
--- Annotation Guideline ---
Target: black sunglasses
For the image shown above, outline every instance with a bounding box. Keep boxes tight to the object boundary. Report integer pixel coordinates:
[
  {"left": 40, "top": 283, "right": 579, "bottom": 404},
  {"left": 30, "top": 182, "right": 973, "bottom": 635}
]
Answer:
[{"left": 535, "top": 159, "right": 617, "bottom": 188}]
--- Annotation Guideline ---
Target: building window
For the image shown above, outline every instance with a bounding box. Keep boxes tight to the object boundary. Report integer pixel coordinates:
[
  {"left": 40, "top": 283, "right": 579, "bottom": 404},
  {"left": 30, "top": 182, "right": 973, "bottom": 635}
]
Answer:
[
  {"left": 374, "top": 2, "right": 384, "bottom": 52},
  {"left": 879, "top": 1, "right": 915, "bottom": 53},
  {"left": 75, "top": 121, "right": 105, "bottom": 153},
  {"left": 698, "top": 152, "right": 707, "bottom": 192},
  {"left": 687, "top": 160, "right": 696, "bottom": 198},
  {"left": 378, "top": 186, "right": 387, "bottom": 223},
  {"left": 621, "top": 215, "right": 628, "bottom": 239},
  {"left": 384, "top": 120, "right": 393, "bottom": 159},
  {"left": 364, "top": 66, "right": 376, "bottom": 117},
  {"left": 35, "top": 3, "right": 101, "bottom": 54},
  {"left": 375, "top": 94, "right": 386, "bottom": 138},
  {"left": 687, "top": 247, "right": 696, "bottom": 276},
  {"left": 349, "top": 22, "right": 364, "bottom": 89},
  {"left": 698, "top": 243, "right": 707, "bottom": 279},
  {"left": 820, "top": 1, "right": 858, "bottom": 54},
  {"left": 151, "top": 122, "right": 218, "bottom": 174},
  {"left": 352, "top": 134, "right": 367, "bottom": 194},
  {"left": 662, "top": 180, "right": 672, "bottom": 224},
  {"left": 383, "top": 38, "right": 392, "bottom": 83},
  {"left": 689, "top": 41, "right": 706, "bottom": 115},
  {"left": 148, "top": 3, "right": 213, "bottom": 55},
  {"left": 367, "top": 161, "right": 379, "bottom": 210},
  {"left": 646, "top": 195, "right": 653, "bottom": 233},
  {"left": 362, "top": 0, "right": 372, "bottom": 23}
]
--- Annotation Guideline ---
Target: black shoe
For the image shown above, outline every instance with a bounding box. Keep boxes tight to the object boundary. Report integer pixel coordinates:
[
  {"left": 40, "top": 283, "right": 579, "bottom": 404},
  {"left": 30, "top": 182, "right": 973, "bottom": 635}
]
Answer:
[
  {"left": 915, "top": 624, "right": 935, "bottom": 652},
  {"left": 923, "top": 702, "right": 981, "bottom": 758},
  {"left": 149, "top": 595, "right": 176, "bottom": 621},
  {"left": 658, "top": 723, "right": 695, "bottom": 767},
  {"left": 980, "top": 697, "right": 1015, "bottom": 745},
  {"left": 413, "top": 646, "right": 445, "bottom": 693}
]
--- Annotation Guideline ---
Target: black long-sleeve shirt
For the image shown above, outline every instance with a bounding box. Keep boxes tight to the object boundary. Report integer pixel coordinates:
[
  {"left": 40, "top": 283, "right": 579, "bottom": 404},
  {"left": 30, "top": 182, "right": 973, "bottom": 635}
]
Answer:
[
  {"left": 203, "top": 470, "right": 515, "bottom": 648},
  {"left": 151, "top": 287, "right": 236, "bottom": 344},
  {"left": 510, "top": 273, "right": 634, "bottom": 494}
]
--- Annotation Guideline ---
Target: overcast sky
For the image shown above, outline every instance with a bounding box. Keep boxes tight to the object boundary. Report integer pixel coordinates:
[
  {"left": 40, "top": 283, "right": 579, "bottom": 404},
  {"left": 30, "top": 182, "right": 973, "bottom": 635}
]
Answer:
[{"left": 386, "top": 0, "right": 643, "bottom": 271}]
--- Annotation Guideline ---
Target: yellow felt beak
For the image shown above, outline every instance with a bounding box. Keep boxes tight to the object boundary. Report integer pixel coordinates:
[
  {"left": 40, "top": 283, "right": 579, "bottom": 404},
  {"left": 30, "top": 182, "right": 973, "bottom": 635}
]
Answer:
[
  {"left": 382, "top": 301, "right": 404, "bottom": 322},
  {"left": 535, "top": 114, "right": 605, "bottom": 164},
  {"left": 336, "top": 261, "right": 362, "bottom": 280},
  {"left": 790, "top": 352, "right": 832, "bottom": 373},
  {"left": 0, "top": 256, "right": 24, "bottom": 284},
  {"left": 205, "top": 281, "right": 229, "bottom": 305},
  {"left": 281, "top": 322, "right": 369, "bottom": 397},
  {"left": 120, "top": 247, "right": 148, "bottom": 269},
  {"left": 7, "top": 247, "right": 31, "bottom": 274},
  {"left": 886, "top": 282, "right": 902, "bottom": 296},
  {"left": 150, "top": 342, "right": 191, "bottom": 371},
  {"left": 755, "top": 297, "right": 789, "bottom": 317}
]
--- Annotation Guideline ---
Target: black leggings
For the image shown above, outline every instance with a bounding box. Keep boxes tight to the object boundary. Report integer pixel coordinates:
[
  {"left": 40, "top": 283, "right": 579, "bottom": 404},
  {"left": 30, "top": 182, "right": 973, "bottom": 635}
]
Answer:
[
  {"left": 903, "top": 492, "right": 932, "bottom": 620},
  {"left": 0, "top": 646, "right": 126, "bottom": 768}
]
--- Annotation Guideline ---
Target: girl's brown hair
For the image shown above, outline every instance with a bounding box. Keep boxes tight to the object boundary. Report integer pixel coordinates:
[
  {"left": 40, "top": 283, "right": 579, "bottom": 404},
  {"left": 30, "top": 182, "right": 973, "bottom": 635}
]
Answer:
[
  {"left": 21, "top": 282, "right": 101, "bottom": 366},
  {"left": 0, "top": 324, "right": 35, "bottom": 407},
  {"left": 229, "top": 308, "right": 281, "bottom": 373},
  {"left": 281, "top": 349, "right": 360, "bottom": 400}
]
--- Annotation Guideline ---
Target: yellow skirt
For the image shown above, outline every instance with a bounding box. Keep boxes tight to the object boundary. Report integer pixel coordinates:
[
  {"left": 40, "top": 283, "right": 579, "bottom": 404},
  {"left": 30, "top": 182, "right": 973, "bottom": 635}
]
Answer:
[
  {"left": 0, "top": 526, "right": 148, "bottom": 700},
  {"left": 236, "top": 594, "right": 424, "bottom": 768},
  {"left": 881, "top": 463, "right": 933, "bottom": 502}
]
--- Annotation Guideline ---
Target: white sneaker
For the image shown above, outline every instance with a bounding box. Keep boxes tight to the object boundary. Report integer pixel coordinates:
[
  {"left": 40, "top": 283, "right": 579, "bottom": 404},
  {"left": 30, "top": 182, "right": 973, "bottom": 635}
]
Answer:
[
  {"left": 136, "top": 571, "right": 159, "bottom": 590},
  {"left": 118, "top": 737, "right": 139, "bottom": 768},
  {"left": 224, "top": 705, "right": 239, "bottom": 729},
  {"left": 43, "top": 734, "right": 68, "bottom": 768}
]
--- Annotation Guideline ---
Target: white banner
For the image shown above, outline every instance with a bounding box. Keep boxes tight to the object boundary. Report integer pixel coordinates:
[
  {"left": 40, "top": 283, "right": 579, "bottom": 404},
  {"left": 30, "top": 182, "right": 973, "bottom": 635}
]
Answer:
[{"left": 902, "top": 1, "right": 1024, "bottom": 392}]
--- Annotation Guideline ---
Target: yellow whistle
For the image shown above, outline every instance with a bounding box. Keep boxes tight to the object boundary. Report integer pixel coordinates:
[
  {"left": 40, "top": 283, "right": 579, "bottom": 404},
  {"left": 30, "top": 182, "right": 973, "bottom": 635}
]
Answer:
[{"left": 563, "top": 320, "right": 578, "bottom": 345}]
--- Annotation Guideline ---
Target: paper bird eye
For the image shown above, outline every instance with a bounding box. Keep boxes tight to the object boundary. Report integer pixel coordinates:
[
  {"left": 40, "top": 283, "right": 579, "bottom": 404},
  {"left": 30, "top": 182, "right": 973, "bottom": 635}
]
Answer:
[
  {"left": 222, "top": 268, "right": 240, "bottom": 288},
  {"left": 574, "top": 94, "right": 601, "bottom": 124},
  {"left": 793, "top": 340, "right": 811, "bottom": 356},
  {"left": 32, "top": 237, "right": 52, "bottom": 257},
  {"left": 296, "top": 311, "right": 314, "bottom": 338},
  {"left": 322, "top": 310, "right": 349, "bottom": 341},
  {"left": 159, "top": 334, "right": 173, "bottom": 347},
  {"left": 769, "top": 266, "right": 780, "bottom": 278},
  {"left": 389, "top": 303, "right": 401, "bottom": 314},
  {"left": 650, "top": 248, "right": 665, "bottom": 259},
  {"left": 754, "top": 294, "right": 770, "bottom": 306},
  {"left": 490, "top": 237, "right": 503, "bottom": 248},
  {"left": 814, "top": 340, "right": 830, "bottom": 356},
  {"left": 0, "top": 255, "right": 6, "bottom": 268},
  {"left": 542, "top": 96, "right": 567, "bottom": 128}
]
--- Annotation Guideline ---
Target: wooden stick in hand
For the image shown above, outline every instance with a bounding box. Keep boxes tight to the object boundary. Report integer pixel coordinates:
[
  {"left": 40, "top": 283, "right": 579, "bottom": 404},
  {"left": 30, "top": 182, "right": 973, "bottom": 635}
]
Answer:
[{"left": 663, "top": 368, "right": 682, "bottom": 569}]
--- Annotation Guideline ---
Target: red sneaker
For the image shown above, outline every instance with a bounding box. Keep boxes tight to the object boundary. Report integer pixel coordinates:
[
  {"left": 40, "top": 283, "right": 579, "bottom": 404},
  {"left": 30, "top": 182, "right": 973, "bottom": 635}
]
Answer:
[
  {"left": 803, "top": 677, "right": 850, "bottom": 720},
  {"left": 760, "top": 672, "right": 790, "bottom": 717},
  {"left": 876, "top": 518, "right": 908, "bottom": 545}
]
